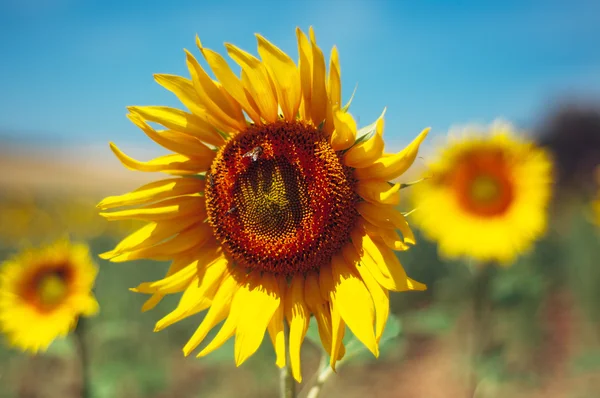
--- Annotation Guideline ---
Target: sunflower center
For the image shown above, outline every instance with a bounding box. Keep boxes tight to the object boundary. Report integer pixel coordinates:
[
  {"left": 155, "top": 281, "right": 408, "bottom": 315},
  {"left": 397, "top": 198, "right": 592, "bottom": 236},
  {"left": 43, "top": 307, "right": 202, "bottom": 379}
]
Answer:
[
  {"left": 205, "top": 120, "right": 359, "bottom": 276},
  {"left": 469, "top": 175, "right": 501, "bottom": 203},
  {"left": 38, "top": 273, "right": 68, "bottom": 305},
  {"left": 453, "top": 150, "right": 515, "bottom": 217},
  {"left": 24, "top": 267, "right": 72, "bottom": 311}
]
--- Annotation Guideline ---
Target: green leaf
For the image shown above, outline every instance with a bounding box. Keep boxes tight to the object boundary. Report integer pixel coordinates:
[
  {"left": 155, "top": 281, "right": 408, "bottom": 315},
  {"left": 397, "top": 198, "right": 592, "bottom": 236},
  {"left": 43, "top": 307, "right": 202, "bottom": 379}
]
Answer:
[
  {"left": 352, "top": 118, "right": 379, "bottom": 146},
  {"left": 341, "top": 84, "right": 358, "bottom": 112}
]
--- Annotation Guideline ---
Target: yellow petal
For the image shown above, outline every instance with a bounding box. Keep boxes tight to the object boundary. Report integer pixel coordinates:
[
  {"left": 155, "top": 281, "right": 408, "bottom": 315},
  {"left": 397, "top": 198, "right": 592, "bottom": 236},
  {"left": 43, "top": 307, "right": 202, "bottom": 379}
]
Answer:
[
  {"left": 152, "top": 276, "right": 211, "bottom": 328},
  {"left": 197, "top": 46, "right": 262, "bottom": 124},
  {"left": 356, "top": 202, "right": 416, "bottom": 244},
  {"left": 132, "top": 249, "right": 220, "bottom": 294},
  {"left": 141, "top": 293, "right": 164, "bottom": 312},
  {"left": 304, "top": 272, "right": 332, "bottom": 354},
  {"left": 296, "top": 27, "right": 313, "bottom": 121},
  {"left": 128, "top": 106, "right": 224, "bottom": 147},
  {"left": 183, "top": 269, "right": 240, "bottom": 356},
  {"left": 267, "top": 280, "right": 286, "bottom": 368},
  {"left": 331, "top": 255, "right": 378, "bottom": 357},
  {"left": 97, "top": 177, "right": 203, "bottom": 210},
  {"left": 185, "top": 49, "right": 247, "bottom": 132},
  {"left": 140, "top": 254, "right": 197, "bottom": 311},
  {"left": 331, "top": 108, "right": 357, "bottom": 151},
  {"left": 318, "top": 263, "right": 334, "bottom": 303},
  {"left": 309, "top": 28, "right": 328, "bottom": 129},
  {"left": 197, "top": 313, "right": 237, "bottom": 358},
  {"left": 109, "top": 143, "right": 207, "bottom": 174},
  {"left": 256, "top": 34, "right": 301, "bottom": 122},
  {"left": 99, "top": 217, "right": 197, "bottom": 260},
  {"left": 355, "top": 180, "right": 401, "bottom": 206},
  {"left": 329, "top": 300, "right": 346, "bottom": 371},
  {"left": 362, "top": 220, "right": 410, "bottom": 251},
  {"left": 154, "top": 256, "right": 228, "bottom": 331},
  {"left": 99, "top": 195, "right": 205, "bottom": 222},
  {"left": 344, "top": 247, "right": 390, "bottom": 343},
  {"left": 327, "top": 46, "right": 342, "bottom": 111},
  {"left": 343, "top": 109, "right": 386, "bottom": 168},
  {"left": 348, "top": 227, "right": 402, "bottom": 291},
  {"left": 284, "top": 275, "right": 310, "bottom": 383},
  {"left": 318, "top": 263, "right": 346, "bottom": 369},
  {"left": 355, "top": 127, "right": 430, "bottom": 180},
  {"left": 133, "top": 259, "right": 199, "bottom": 295},
  {"left": 349, "top": 227, "right": 426, "bottom": 292},
  {"left": 225, "top": 44, "right": 278, "bottom": 123},
  {"left": 127, "top": 113, "right": 217, "bottom": 161},
  {"left": 239, "top": 69, "right": 266, "bottom": 119},
  {"left": 234, "top": 273, "right": 281, "bottom": 366},
  {"left": 109, "top": 222, "right": 213, "bottom": 262},
  {"left": 80, "top": 295, "right": 100, "bottom": 316},
  {"left": 153, "top": 73, "right": 205, "bottom": 117}
]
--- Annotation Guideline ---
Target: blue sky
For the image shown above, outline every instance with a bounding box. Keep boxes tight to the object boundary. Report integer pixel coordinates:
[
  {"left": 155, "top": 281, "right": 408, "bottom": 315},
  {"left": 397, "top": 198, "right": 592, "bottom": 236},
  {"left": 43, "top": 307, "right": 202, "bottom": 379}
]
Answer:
[{"left": 1, "top": 0, "right": 599, "bottom": 153}]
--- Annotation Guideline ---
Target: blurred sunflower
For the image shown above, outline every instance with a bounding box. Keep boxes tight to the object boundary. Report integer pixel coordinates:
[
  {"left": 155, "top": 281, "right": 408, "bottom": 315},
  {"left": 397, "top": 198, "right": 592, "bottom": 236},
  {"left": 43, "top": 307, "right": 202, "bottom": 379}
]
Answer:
[
  {"left": 411, "top": 121, "right": 553, "bottom": 264},
  {"left": 0, "top": 240, "right": 99, "bottom": 353},
  {"left": 98, "top": 27, "right": 429, "bottom": 381}
]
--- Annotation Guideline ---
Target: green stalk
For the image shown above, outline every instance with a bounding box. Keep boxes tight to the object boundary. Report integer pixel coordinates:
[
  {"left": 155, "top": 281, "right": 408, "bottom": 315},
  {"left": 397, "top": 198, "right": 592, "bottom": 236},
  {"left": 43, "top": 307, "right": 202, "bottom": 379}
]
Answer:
[
  {"left": 280, "top": 322, "right": 296, "bottom": 398},
  {"left": 74, "top": 317, "right": 91, "bottom": 398},
  {"left": 469, "top": 263, "right": 495, "bottom": 397}
]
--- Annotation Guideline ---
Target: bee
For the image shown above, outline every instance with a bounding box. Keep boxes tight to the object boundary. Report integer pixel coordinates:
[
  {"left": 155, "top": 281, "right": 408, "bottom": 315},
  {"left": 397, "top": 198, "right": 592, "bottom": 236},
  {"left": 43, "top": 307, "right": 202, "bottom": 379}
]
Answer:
[
  {"left": 226, "top": 205, "right": 238, "bottom": 215},
  {"left": 242, "top": 145, "right": 263, "bottom": 162}
]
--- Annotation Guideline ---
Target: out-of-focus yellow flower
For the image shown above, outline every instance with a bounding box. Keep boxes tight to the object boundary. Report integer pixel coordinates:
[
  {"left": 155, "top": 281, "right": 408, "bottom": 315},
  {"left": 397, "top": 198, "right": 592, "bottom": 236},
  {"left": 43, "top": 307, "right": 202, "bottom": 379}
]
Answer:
[
  {"left": 98, "top": 27, "right": 429, "bottom": 381},
  {"left": 0, "top": 240, "right": 99, "bottom": 353},
  {"left": 411, "top": 121, "right": 553, "bottom": 264}
]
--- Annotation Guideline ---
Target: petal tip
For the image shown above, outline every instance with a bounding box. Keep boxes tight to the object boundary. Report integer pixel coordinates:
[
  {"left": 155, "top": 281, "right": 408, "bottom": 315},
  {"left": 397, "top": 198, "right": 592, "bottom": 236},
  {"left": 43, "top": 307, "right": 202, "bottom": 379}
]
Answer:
[{"left": 98, "top": 251, "right": 114, "bottom": 260}]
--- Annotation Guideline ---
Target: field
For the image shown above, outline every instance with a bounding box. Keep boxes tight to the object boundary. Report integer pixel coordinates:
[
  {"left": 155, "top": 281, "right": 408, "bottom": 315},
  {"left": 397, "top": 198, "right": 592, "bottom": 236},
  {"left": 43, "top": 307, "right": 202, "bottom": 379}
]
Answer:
[{"left": 1, "top": 140, "right": 599, "bottom": 398}]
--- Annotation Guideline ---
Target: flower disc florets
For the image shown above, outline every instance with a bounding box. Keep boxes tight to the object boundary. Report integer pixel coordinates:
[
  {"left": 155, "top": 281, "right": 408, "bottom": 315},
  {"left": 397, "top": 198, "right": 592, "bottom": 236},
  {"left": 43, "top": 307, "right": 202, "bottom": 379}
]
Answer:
[{"left": 205, "top": 120, "right": 359, "bottom": 276}]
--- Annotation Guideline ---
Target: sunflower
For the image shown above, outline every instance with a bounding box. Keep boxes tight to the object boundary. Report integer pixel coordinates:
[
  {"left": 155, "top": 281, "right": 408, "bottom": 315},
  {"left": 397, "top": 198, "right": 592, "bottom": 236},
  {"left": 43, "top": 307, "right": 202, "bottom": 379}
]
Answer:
[
  {"left": 0, "top": 240, "right": 99, "bottom": 353},
  {"left": 98, "top": 27, "right": 429, "bottom": 381},
  {"left": 411, "top": 121, "right": 553, "bottom": 264}
]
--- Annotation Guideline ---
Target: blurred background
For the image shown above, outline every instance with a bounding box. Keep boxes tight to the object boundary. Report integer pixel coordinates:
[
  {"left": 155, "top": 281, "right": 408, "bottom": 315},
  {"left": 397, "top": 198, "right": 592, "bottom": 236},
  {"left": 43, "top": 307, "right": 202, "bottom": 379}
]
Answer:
[{"left": 1, "top": 0, "right": 600, "bottom": 397}]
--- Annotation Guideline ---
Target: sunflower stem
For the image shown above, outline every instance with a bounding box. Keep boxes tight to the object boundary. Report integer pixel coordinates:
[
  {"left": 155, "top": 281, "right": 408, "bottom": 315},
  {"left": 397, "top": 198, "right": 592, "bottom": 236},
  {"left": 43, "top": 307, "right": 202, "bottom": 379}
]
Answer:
[
  {"left": 280, "top": 322, "right": 296, "bottom": 398},
  {"left": 305, "top": 354, "right": 333, "bottom": 398},
  {"left": 74, "top": 317, "right": 91, "bottom": 398},
  {"left": 468, "top": 263, "right": 495, "bottom": 397}
]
